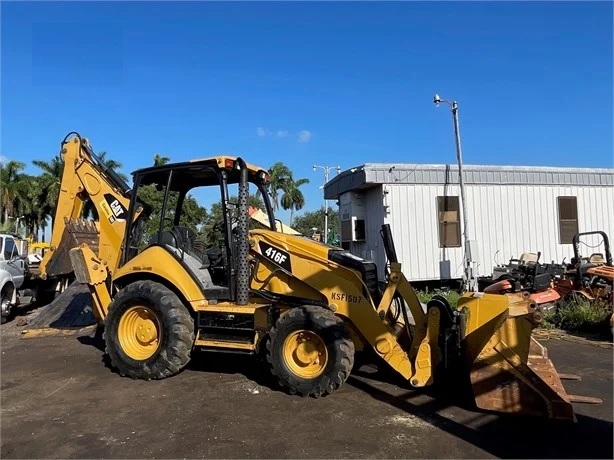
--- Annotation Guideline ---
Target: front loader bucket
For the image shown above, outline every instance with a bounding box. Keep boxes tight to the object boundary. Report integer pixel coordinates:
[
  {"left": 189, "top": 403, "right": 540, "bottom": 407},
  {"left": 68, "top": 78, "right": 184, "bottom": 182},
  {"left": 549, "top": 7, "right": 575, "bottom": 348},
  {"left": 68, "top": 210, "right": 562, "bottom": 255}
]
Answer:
[
  {"left": 460, "top": 293, "right": 601, "bottom": 422},
  {"left": 44, "top": 218, "right": 99, "bottom": 278}
]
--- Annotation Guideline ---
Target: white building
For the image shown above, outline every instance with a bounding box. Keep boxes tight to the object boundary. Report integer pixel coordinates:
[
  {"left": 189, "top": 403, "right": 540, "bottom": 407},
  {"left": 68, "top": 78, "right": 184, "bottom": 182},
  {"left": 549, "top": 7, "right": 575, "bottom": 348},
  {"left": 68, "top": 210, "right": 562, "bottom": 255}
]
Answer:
[{"left": 323, "top": 163, "right": 614, "bottom": 287}]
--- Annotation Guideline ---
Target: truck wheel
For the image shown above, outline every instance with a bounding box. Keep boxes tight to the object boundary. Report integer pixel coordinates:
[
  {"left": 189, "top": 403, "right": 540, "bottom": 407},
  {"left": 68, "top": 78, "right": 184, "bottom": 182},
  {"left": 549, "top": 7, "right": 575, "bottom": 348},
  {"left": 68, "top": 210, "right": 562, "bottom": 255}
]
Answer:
[
  {"left": 104, "top": 280, "right": 195, "bottom": 380},
  {"left": 266, "top": 305, "right": 354, "bottom": 397},
  {"left": 1, "top": 293, "right": 12, "bottom": 324}
]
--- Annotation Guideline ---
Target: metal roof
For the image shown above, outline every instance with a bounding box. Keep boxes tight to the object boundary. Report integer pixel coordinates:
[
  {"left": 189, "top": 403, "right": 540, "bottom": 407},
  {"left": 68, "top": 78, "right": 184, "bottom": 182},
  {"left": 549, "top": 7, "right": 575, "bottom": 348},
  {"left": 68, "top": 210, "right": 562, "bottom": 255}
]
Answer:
[{"left": 324, "top": 163, "right": 614, "bottom": 199}]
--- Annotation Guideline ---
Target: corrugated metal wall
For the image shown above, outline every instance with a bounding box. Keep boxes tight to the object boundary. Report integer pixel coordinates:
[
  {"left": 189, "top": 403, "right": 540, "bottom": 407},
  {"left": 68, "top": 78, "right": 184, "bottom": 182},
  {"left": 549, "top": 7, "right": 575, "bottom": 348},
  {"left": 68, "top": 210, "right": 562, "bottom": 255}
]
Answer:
[
  {"left": 344, "top": 186, "right": 388, "bottom": 280},
  {"left": 381, "top": 183, "right": 614, "bottom": 282}
]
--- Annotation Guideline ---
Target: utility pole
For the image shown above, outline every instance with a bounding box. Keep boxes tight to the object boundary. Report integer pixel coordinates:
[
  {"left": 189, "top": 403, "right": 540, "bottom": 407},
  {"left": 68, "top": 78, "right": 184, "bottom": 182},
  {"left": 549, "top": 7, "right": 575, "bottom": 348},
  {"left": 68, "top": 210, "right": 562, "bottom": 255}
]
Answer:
[
  {"left": 313, "top": 164, "right": 341, "bottom": 245},
  {"left": 433, "top": 94, "right": 476, "bottom": 291}
]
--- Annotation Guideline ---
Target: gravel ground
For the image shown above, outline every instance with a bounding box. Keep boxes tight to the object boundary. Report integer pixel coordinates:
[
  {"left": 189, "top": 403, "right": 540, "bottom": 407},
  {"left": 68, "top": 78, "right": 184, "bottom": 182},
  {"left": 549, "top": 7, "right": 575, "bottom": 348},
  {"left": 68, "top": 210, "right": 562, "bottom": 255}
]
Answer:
[{"left": 1, "top": 306, "right": 612, "bottom": 459}]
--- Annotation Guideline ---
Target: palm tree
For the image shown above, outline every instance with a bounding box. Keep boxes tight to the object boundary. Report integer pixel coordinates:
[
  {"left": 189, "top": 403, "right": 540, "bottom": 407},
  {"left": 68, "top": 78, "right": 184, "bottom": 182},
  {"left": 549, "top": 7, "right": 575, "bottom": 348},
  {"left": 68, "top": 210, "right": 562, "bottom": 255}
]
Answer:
[
  {"left": 0, "top": 160, "right": 26, "bottom": 224},
  {"left": 33, "top": 151, "right": 127, "bottom": 225},
  {"left": 280, "top": 177, "right": 310, "bottom": 226},
  {"left": 153, "top": 154, "right": 170, "bottom": 166},
  {"left": 96, "top": 151, "right": 128, "bottom": 182},
  {"left": 267, "top": 162, "right": 293, "bottom": 211},
  {"left": 32, "top": 155, "right": 64, "bottom": 228},
  {"left": 13, "top": 174, "right": 45, "bottom": 239}
]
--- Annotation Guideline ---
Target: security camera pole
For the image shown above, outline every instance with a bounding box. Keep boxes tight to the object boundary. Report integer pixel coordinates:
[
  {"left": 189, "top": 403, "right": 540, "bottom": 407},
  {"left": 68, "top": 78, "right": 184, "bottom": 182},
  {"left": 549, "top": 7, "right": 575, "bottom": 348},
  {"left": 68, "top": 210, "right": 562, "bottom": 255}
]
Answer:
[
  {"left": 313, "top": 164, "right": 342, "bottom": 245},
  {"left": 433, "top": 94, "right": 475, "bottom": 291}
]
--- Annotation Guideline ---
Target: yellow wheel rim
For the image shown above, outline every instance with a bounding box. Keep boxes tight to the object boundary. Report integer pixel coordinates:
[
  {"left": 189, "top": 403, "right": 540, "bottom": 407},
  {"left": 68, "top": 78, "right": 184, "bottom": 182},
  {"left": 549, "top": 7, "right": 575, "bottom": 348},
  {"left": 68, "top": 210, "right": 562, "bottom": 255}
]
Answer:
[
  {"left": 282, "top": 329, "right": 328, "bottom": 379},
  {"left": 118, "top": 306, "right": 162, "bottom": 360}
]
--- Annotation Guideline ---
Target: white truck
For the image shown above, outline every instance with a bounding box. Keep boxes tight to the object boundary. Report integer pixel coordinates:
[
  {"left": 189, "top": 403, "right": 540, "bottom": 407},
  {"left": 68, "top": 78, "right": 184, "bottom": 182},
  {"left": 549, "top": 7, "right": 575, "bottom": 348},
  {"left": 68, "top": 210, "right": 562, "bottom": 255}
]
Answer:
[{"left": 0, "top": 233, "right": 28, "bottom": 323}]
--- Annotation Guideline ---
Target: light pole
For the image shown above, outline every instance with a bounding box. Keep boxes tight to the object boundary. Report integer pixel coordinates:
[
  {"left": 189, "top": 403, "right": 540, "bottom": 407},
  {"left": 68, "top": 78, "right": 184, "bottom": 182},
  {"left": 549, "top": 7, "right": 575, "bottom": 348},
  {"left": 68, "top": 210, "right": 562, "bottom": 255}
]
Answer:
[
  {"left": 433, "top": 93, "right": 475, "bottom": 291},
  {"left": 313, "top": 164, "right": 341, "bottom": 245},
  {"left": 16, "top": 215, "right": 24, "bottom": 234}
]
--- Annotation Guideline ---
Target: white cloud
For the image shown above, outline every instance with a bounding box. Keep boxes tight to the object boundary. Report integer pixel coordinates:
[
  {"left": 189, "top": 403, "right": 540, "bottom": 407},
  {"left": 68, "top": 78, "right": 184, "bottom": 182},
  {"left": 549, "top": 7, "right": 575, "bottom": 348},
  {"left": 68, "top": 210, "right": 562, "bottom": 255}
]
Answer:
[
  {"left": 257, "top": 128, "right": 311, "bottom": 142},
  {"left": 298, "top": 130, "right": 312, "bottom": 143},
  {"left": 0, "top": 154, "right": 7, "bottom": 164}
]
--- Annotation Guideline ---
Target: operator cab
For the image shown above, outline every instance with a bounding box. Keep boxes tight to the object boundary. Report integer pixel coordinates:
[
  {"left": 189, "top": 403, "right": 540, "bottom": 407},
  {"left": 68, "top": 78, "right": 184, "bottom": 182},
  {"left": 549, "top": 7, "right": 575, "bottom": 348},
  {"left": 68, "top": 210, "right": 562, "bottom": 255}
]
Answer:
[{"left": 122, "top": 157, "right": 276, "bottom": 302}]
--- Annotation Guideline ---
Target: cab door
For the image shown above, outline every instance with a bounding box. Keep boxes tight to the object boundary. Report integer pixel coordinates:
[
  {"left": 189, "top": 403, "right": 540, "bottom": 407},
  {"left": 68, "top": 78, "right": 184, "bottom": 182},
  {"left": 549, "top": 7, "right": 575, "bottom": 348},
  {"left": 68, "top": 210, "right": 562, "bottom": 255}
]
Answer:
[{"left": 2, "top": 237, "right": 25, "bottom": 288}]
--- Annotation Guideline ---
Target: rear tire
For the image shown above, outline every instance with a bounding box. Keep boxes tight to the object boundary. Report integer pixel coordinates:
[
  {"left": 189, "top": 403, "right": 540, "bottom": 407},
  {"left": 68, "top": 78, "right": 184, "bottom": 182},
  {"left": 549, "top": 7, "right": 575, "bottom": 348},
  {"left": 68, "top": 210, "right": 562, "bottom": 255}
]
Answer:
[
  {"left": 104, "top": 280, "right": 195, "bottom": 380},
  {"left": 266, "top": 305, "right": 354, "bottom": 397}
]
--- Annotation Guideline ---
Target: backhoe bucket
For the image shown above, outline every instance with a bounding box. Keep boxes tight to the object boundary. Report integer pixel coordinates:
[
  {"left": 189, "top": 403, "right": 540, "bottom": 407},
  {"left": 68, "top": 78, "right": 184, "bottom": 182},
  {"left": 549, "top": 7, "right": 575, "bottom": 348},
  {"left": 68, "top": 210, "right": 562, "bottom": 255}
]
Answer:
[
  {"left": 43, "top": 219, "right": 99, "bottom": 278},
  {"left": 460, "top": 293, "right": 599, "bottom": 422}
]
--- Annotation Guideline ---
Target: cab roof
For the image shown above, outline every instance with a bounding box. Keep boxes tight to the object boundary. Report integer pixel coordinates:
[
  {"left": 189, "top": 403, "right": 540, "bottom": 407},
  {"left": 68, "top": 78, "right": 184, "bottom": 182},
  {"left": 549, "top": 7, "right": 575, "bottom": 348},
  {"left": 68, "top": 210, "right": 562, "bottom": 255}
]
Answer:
[
  {"left": 132, "top": 155, "right": 271, "bottom": 190},
  {"left": 190, "top": 155, "right": 267, "bottom": 174}
]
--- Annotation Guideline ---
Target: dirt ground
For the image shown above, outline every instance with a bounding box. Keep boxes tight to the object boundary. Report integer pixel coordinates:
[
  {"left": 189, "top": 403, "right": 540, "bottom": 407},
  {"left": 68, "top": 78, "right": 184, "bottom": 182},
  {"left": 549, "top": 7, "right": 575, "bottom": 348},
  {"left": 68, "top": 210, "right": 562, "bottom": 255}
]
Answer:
[{"left": 0, "top": 310, "right": 612, "bottom": 459}]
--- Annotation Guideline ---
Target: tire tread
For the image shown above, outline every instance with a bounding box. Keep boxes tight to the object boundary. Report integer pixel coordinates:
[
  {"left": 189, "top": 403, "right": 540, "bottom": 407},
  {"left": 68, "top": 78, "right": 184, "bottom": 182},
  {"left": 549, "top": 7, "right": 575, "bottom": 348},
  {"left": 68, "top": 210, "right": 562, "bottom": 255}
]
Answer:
[
  {"left": 104, "top": 280, "right": 194, "bottom": 380},
  {"left": 266, "top": 305, "right": 354, "bottom": 397}
]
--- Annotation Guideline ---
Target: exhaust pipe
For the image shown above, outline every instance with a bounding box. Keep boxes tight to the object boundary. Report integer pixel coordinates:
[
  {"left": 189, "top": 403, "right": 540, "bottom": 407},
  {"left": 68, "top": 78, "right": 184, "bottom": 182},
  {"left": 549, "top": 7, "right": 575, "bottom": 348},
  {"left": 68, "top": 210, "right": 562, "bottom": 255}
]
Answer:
[{"left": 235, "top": 158, "right": 250, "bottom": 306}]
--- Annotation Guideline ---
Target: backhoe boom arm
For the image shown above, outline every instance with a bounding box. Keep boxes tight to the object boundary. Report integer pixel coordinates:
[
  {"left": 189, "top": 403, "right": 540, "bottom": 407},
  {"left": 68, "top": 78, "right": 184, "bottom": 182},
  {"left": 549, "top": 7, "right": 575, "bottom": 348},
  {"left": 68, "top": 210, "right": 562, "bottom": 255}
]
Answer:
[{"left": 39, "top": 133, "right": 134, "bottom": 281}]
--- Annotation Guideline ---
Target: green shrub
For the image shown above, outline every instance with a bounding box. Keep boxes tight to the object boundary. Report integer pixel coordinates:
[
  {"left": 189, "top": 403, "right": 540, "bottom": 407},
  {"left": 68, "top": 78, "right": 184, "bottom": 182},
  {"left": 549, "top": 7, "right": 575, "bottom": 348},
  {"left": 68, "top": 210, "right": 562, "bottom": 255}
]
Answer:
[
  {"left": 543, "top": 296, "right": 612, "bottom": 335},
  {"left": 417, "top": 289, "right": 460, "bottom": 308}
]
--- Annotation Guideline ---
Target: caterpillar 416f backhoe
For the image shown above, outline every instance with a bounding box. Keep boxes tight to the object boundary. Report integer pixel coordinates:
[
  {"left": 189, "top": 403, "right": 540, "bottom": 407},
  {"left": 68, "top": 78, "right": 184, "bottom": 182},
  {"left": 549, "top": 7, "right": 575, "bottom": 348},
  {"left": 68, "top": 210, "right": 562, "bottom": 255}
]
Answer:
[{"left": 47, "top": 133, "right": 599, "bottom": 423}]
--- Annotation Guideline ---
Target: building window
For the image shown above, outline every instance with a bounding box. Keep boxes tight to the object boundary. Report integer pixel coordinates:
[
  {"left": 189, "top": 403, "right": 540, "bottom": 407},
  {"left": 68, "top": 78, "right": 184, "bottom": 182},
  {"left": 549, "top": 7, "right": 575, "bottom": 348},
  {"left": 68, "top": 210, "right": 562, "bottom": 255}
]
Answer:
[
  {"left": 437, "top": 196, "right": 461, "bottom": 248},
  {"left": 557, "top": 196, "right": 578, "bottom": 244},
  {"left": 341, "top": 218, "right": 366, "bottom": 242},
  {"left": 354, "top": 219, "right": 366, "bottom": 241}
]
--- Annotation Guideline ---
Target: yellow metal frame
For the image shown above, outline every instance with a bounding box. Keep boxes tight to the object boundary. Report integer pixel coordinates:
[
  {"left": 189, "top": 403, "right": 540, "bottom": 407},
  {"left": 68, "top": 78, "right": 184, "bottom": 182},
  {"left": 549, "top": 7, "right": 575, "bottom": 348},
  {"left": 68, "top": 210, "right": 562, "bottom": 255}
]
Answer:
[
  {"left": 249, "top": 229, "right": 445, "bottom": 386},
  {"left": 40, "top": 135, "right": 139, "bottom": 280}
]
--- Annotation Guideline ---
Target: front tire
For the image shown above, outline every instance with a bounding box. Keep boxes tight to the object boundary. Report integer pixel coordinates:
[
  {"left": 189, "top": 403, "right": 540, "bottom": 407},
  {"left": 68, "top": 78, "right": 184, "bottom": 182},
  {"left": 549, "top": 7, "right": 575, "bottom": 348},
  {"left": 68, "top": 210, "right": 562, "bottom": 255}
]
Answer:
[
  {"left": 266, "top": 305, "right": 354, "bottom": 397},
  {"left": 104, "top": 280, "right": 195, "bottom": 380},
  {"left": 1, "top": 293, "right": 12, "bottom": 324}
]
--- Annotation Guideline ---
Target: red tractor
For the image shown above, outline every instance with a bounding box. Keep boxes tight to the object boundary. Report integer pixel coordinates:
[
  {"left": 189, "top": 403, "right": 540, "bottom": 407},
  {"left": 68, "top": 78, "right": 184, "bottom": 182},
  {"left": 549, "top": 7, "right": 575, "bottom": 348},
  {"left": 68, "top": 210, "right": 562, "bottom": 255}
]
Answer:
[
  {"left": 554, "top": 231, "right": 613, "bottom": 305},
  {"left": 482, "top": 252, "right": 565, "bottom": 312}
]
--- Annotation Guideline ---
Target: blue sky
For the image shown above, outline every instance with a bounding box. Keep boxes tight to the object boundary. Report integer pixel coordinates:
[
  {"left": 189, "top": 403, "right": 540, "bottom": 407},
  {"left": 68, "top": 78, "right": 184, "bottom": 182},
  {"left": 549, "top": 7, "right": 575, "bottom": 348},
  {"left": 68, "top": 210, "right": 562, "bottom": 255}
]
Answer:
[{"left": 1, "top": 1, "right": 613, "bottom": 226}]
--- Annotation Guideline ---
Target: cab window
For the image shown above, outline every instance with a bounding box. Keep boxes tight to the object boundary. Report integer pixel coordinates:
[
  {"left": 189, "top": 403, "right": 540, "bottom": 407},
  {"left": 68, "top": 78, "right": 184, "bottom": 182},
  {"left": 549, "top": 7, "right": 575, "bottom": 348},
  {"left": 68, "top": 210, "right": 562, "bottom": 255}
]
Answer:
[{"left": 4, "top": 238, "right": 15, "bottom": 260}]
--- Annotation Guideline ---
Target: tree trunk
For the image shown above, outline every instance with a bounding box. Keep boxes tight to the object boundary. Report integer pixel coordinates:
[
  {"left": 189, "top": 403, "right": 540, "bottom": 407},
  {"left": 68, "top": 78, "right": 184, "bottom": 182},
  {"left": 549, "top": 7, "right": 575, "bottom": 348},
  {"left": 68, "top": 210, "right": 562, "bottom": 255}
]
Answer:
[{"left": 290, "top": 208, "right": 294, "bottom": 227}]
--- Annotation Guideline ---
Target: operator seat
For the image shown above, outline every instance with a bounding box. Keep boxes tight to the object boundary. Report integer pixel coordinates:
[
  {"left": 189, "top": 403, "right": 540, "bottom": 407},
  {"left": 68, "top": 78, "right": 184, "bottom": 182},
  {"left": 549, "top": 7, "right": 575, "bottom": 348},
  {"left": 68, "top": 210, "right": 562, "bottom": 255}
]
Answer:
[
  {"left": 155, "top": 229, "right": 215, "bottom": 289},
  {"left": 589, "top": 253, "right": 606, "bottom": 265},
  {"left": 519, "top": 252, "right": 539, "bottom": 264}
]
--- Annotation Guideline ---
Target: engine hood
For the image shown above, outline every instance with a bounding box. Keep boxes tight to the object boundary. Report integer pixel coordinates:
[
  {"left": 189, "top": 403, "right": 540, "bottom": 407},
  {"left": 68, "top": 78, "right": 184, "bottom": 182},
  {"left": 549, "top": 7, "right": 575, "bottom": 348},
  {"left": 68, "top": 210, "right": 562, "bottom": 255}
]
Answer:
[{"left": 249, "top": 229, "right": 342, "bottom": 261}]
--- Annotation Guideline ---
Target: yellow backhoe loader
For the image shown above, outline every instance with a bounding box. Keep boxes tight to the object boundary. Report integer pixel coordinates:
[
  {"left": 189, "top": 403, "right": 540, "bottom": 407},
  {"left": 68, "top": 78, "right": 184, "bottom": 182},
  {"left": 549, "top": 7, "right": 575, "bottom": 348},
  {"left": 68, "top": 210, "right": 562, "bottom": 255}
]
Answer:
[{"left": 42, "top": 132, "right": 600, "bottom": 423}]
